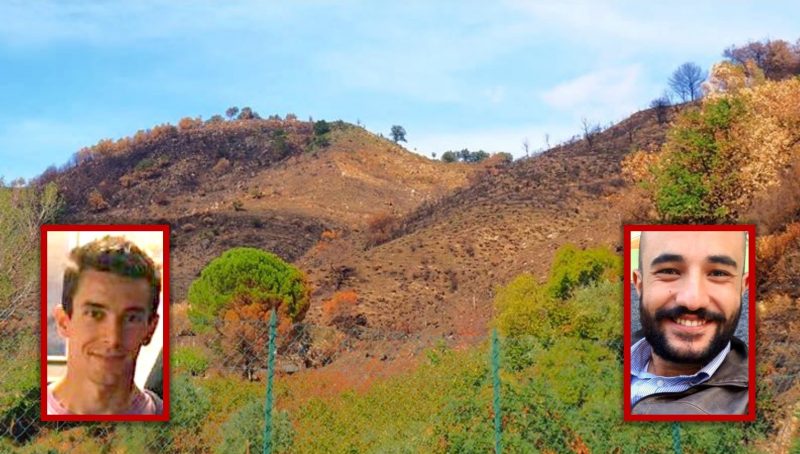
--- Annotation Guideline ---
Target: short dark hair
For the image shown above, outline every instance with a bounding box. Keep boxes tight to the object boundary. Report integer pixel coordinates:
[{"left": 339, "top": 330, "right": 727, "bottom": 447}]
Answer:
[
  {"left": 62, "top": 235, "right": 161, "bottom": 318},
  {"left": 637, "top": 231, "right": 747, "bottom": 273}
]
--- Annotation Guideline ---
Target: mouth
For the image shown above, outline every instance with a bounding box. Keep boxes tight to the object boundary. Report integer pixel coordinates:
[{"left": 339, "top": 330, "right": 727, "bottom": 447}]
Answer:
[
  {"left": 90, "top": 353, "right": 127, "bottom": 362},
  {"left": 667, "top": 316, "right": 714, "bottom": 334}
]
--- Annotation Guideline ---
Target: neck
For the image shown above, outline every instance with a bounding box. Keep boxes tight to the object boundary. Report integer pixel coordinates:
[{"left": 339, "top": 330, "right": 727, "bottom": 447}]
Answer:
[
  {"left": 52, "top": 370, "right": 138, "bottom": 414},
  {"left": 648, "top": 352, "right": 702, "bottom": 377}
]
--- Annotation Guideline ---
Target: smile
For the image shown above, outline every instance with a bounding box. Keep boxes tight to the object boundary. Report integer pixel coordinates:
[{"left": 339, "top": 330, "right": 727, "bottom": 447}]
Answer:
[{"left": 672, "top": 317, "right": 709, "bottom": 328}]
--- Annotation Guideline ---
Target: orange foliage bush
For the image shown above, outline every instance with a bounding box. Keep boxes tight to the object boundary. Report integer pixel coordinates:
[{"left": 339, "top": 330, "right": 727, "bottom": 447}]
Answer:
[
  {"left": 178, "top": 116, "right": 203, "bottom": 130},
  {"left": 219, "top": 294, "right": 288, "bottom": 380},
  {"left": 86, "top": 189, "right": 109, "bottom": 212},
  {"left": 321, "top": 290, "right": 358, "bottom": 327},
  {"left": 756, "top": 222, "right": 800, "bottom": 276}
]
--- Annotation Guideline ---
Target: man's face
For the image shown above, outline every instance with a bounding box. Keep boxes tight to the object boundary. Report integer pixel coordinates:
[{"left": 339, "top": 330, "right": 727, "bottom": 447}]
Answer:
[
  {"left": 56, "top": 269, "right": 158, "bottom": 388},
  {"left": 633, "top": 231, "right": 747, "bottom": 366}
]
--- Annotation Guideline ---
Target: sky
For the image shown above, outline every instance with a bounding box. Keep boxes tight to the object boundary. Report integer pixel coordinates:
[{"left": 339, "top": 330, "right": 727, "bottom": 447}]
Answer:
[{"left": 1, "top": 1, "right": 799, "bottom": 180}]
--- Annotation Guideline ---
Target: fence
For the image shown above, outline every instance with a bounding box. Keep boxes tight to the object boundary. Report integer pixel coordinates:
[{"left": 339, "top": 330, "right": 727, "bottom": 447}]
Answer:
[{"left": 3, "top": 299, "right": 789, "bottom": 454}]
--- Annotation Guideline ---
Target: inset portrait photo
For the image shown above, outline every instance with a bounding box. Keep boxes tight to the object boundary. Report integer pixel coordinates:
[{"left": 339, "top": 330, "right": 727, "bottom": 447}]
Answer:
[
  {"left": 623, "top": 225, "right": 755, "bottom": 422},
  {"left": 40, "top": 225, "right": 169, "bottom": 421}
]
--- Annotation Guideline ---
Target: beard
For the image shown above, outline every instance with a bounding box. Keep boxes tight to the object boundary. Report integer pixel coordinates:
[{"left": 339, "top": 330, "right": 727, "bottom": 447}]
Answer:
[{"left": 639, "top": 296, "right": 741, "bottom": 366}]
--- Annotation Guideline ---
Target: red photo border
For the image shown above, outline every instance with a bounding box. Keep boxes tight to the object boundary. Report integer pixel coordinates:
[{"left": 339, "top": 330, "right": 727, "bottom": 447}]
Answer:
[
  {"left": 40, "top": 224, "right": 170, "bottom": 422},
  {"left": 623, "top": 224, "right": 756, "bottom": 422}
]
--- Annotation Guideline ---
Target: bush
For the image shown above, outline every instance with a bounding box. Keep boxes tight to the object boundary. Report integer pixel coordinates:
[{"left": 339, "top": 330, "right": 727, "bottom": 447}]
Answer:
[
  {"left": 0, "top": 334, "right": 40, "bottom": 445},
  {"left": 173, "top": 346, "right": 209, "bottom": 376},
  {"left": 187, "top": 247, "right": 310, "bottom": 330},
  {"left": 87, "top": 188, "right": 109, "bottom": 212},
  {"left": 545, "top": 244, "right": 621, "bottom": 300},
  {"left": 215, "top": 401, "right": 294, "bottom": 454}
]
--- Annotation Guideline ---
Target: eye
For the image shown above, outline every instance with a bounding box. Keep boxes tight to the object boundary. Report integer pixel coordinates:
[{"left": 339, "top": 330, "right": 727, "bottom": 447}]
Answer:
[
  {"left": 85, "top": 308, "right": 105, "bottom": 321},
  {"left": 654, "top": 268, "right": 680, "bottom": 275},
  {"left": 125, "top": 312, "right": 146, "bottom": 324},
  {"left": 709, "top": 269, "right": 733, "bottom": 278}
]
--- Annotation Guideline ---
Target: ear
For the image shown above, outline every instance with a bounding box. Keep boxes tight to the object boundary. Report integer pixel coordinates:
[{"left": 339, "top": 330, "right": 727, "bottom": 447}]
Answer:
[
  {"left": 741, "top": 272, "right": 749, "bottom": 295},
  {"left": 143, "top": 313, "right": 159, "bottom": 346},
  {"left": 632, "top": 269, "right": 643, "bottom": 299},
  {"left": 54, "top": 305, "right": 71, "bottom": 339}
]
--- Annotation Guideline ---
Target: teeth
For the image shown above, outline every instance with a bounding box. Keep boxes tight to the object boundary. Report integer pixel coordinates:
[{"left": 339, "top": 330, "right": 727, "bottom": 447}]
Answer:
[{"left": 675, "top": 318, "right": 706, "bottom": 327}]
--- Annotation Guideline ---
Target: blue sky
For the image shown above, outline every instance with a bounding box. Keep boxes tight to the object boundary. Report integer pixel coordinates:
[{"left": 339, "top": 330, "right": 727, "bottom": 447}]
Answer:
[{"left": 1, "top": 1, "right": 799, "bottom": 180}]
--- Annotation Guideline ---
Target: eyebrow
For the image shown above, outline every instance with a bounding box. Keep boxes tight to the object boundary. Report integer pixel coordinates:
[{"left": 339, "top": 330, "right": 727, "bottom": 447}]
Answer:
[
  {"left": 82, "top": 302, "right": 147, "bottom": 313},
  {"left": 707, "top": 254, "right": 738, "bottom": 268},
  {"left": 649, "top": 253, "right": 738, "bottom": 269}
]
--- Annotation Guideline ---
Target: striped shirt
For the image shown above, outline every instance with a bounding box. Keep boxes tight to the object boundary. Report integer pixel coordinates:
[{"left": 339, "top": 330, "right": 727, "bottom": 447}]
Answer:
[{"left": 630, "top": 338, "right": 730, "bottom": 407}]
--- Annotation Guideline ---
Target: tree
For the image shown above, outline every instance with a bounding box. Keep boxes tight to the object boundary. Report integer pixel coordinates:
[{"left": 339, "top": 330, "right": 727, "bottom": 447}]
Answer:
[
  {"left": 237, "top": 106, "right": 260, "bottom": 120},
  {"left": 441, "top": 151, "right": 457, "bottom": 163},
  {"left": 390, "top": 125, "right": 407, "bottom": 143},
  {"left": 187, "top": 247, "right": 310, "bottom": 330},
  {"left": 581, "top": 118, "right": 601, "bottom": 150},
  {"left": 724, "top": 39, "right": 800, "bottom": 80},
  {"left": 649, "top": 95, "right": 671, "bottom": 124},
  {"left": 668, "top": 62, "right": 707, "bottom": 102},
  {"left": 313, "top": 120, "right": 331, "bottom": 136},
  {"left": 225, "top": 106, "right": 239, "bottom": 120}
]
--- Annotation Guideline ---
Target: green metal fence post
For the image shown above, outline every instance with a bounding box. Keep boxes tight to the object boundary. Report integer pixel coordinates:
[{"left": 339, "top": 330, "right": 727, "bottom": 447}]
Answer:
[
  {"left": 672, "top": 422, "right": 682, "bottom": 454},
  {"left": 264, "top": 308, "right": 277, "bottom": 454},
  {"left": 492, "top": 328, "right": 502, "bottom": 454}
]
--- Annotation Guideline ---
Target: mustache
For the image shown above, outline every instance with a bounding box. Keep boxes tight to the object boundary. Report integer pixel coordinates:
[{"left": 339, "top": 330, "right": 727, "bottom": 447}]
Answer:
[{"left": 653, "top": 306, "right": 726, "bottom": 323}]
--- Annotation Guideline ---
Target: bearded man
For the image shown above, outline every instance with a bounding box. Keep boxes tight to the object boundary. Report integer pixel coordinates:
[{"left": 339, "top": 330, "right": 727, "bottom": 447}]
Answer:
[{"left": 630, "top": 230, "right": 749, "bottom": 415}]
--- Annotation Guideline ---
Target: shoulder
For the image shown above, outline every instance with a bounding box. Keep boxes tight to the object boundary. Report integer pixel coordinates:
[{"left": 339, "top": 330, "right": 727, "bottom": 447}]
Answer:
[{"left": 133, "top": 388, "right": 163, "bottom": 415}]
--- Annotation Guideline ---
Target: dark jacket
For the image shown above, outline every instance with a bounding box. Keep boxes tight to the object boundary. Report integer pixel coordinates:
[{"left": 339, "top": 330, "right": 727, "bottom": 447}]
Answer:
[{"left": 631, "top": 335, "right": 749, "bottom": 415}]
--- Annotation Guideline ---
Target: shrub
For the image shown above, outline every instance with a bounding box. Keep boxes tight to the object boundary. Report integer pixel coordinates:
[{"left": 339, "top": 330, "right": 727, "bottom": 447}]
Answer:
[
  {"left": 212, "top": 157, "right": 231, "bottom": 174},
  {"left": 87, "top": 188, "right": 109, "bottom": 212},
  {"left": 173, "top": 346, "right": 209, "bottom": 376},
  {"left": 545, "top": 244, "right": 621, "bottom": 300},
  {"left": 215, "top": 401, "right": 294, "bottom": 454},
  {"left": 365, "top": 212, "right": 401, "bottom": 247}
]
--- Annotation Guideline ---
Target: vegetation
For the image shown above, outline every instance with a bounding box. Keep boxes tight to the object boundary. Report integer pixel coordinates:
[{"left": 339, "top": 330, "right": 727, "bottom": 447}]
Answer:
[
  {"left": 390, "top": 125, "right": 407, "bottom": 143},
  {"left": 626, "top": 68, "right": 800, "bottom": 223},
  {"left": 668, "top": 61, "right": 706, "bottom": 102},
  {"left": 187, "top": 247, "right": 310, "bottom": 329},
  {"left": 173, "top": 346, "right": 210, "bottom": 376}
]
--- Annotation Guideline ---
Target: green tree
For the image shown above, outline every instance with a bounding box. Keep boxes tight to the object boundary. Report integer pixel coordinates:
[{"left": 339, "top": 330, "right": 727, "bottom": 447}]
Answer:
[
  {"left": 225, "top": 106, "right": 239, "bottom": 120},
  {"left": 187, "top": 248, "right": 310, "bottom": 329},
  {"left": 651, "top": 97, "right": 744, "bottom": 222},
  {"left": 545, "top": 244, "right": 621, "bottom": 301},
  {"left": 313, "top": 120, "right": 331, "bottom": 136},
  {"left": 441, "top": 151, "right": 457, "bottom": 163},
  {"left": 390, "top": 125, "right": 407, "bottom": 143}
]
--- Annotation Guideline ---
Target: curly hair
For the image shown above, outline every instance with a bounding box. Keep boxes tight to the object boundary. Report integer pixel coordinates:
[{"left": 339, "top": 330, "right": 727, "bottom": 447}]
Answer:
[{"left": 62, "top": 235, "right": 161, "bottom": 318}]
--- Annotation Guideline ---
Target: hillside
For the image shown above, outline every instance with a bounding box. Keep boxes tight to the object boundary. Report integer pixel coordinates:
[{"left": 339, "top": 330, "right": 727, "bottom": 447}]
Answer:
[
  {"left": 298, "top": 106, "right": 674, "bottom": 341},
  {"left": 50, "top": 119, "right": 480, "bottom": 301}
]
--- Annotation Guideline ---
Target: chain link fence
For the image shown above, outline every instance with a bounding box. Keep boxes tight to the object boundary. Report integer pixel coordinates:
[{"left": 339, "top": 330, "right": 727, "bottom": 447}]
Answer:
[{"left": 3, "top": 298, "right": 793, "bottom": 453}]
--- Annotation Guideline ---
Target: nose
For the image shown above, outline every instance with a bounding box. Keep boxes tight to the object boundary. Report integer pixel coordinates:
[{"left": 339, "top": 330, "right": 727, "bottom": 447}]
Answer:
[
  {"left": 674, "top": 270, "right": 709, "bottom": 311},
  {"left": 101, "top": 317, "right": 124, "bottom": 348}
]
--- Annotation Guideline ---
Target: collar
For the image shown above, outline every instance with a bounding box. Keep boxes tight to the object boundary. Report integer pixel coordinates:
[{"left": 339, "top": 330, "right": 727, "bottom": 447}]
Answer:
[{"left": 631, "top": 338, "right": 730, "bottom": 381}]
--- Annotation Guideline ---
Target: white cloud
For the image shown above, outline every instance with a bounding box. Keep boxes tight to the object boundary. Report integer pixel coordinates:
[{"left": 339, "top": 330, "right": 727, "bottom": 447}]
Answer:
[{"left": 539, "top": 65, "right": 650, "bottom": 123}]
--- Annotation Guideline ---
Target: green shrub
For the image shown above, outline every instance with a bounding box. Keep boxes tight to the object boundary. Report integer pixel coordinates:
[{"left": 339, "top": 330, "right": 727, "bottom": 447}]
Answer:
[
  {"left": 187, "top": 247, "right": 310, "bottom": 329},
  {"left": 0, "top": 334, "right": 40, "bottom": 445},
  {"left": 111, "top": 374, "right": 209, "bottom": 453},
  {"left": 173, "top": 346, "right": 209, "bottom": 376},
  {"left": 650, "top": 97, "right": 746, "bottom": 223},
  {"left": 546, "top": 243, "right": 621, "bottom": 300},
  {"left": 215, "top": 401, "right": 294, "bottom": 454}
]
